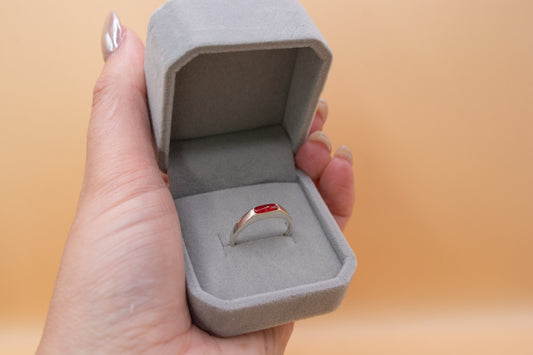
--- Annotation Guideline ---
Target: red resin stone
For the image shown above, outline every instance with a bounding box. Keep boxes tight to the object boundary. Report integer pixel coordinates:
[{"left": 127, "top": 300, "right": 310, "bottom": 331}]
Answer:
[{"left": 254, "top": 203, "right": 279, "bottom": 214}]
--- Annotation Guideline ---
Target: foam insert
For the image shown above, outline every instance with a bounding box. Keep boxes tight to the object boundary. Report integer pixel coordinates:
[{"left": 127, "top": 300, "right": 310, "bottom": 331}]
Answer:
[
  {"left": 174, "top": 181, "right": 343, "bottom": 300},
  {"left": 168, "top": 126, "right": 296, "bottom": 198}
]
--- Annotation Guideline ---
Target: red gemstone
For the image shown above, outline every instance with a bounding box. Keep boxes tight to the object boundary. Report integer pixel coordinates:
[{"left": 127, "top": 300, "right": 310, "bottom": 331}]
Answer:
[{"left": 254, "top": 203, "right": 279, "bottom": 214}]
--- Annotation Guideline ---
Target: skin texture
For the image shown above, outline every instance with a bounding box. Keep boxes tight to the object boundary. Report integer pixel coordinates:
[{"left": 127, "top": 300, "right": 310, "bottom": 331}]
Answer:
[{"left": 37, "top": 27, "right": 354, "bottom": 355}]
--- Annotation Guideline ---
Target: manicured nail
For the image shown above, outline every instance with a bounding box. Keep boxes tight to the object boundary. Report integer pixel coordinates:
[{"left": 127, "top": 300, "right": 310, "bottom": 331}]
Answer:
[
  {"left": 309, "top": 131, "right": 332, "bottom": 152},
  {"left": 101, "top": 11, "right": 123, "bottom": 61},
  {"left": 335, "top": 145, "right": 353, "bottom": 166},
  {"left": 316, "top": 98, "right": 329, "bottom": 122}
]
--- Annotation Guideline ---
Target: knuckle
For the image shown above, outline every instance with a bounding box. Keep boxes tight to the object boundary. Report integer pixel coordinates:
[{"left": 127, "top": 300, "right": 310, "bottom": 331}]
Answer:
[{"left": 92, "top": 72, "right": 121, "bottom": 114}]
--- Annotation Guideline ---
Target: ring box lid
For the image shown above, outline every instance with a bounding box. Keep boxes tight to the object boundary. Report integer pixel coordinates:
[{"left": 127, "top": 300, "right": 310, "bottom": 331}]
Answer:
[{"left": 146, "top": 0, "right": 332, "bottom": 174}]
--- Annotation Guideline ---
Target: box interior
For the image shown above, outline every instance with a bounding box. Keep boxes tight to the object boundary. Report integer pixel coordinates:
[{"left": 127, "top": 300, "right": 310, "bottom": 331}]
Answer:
[
  {"left": 168, "top": 126, "right": 296, "bottom": 198},
  {"left": 167, "top": 46, "right": 344, "bottom": 300},
  {"left": 174, "top": 175, "right": 344, "bottom": 300},
  {"left": 168, "top": 46, "right": 325, "bottom": 198},
  {"left": 170, "top": 47, "right": 322, "bottom": 143}
]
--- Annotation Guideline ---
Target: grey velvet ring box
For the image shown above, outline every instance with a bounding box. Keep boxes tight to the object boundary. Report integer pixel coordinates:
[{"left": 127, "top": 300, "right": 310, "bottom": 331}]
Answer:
[{"left": 145, "top": 0, "right": 357, "bottom": 337}]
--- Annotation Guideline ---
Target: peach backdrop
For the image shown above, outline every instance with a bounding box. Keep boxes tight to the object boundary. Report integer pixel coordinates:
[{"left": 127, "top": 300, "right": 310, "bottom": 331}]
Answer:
[{"left": 1, "top": 0, "right": 532, "bottom": 353}]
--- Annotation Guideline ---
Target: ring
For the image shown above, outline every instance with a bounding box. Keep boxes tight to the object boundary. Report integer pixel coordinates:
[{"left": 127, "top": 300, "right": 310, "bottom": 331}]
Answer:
[{"left": 230, "top": 203, "right": 293, "bottom": 246}]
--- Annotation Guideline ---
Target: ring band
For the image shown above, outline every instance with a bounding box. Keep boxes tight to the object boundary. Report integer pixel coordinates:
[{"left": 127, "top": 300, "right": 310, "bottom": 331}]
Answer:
[{"left": 230, "top": 203, "right": 293, "bottom": 246}]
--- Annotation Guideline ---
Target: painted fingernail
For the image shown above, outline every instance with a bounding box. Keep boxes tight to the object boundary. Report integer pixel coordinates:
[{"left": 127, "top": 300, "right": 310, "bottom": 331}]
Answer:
[
  {"left": 101, "top": 11, "right": 123, "bottom": 61},
  {"left": 309, "top": 131, "right": 332, "bottom": 152},
  {"left": 335, "top": 145, "right": 353, "bottom": 166},
  {"left": 317, "top": 98, "right": 329, "bottom": 122}
]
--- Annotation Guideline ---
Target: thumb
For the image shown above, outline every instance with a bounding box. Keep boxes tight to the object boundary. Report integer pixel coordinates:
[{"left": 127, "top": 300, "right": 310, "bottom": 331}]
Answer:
[{"left": 84, "top": 12, "right": 163, "bottom": 199}]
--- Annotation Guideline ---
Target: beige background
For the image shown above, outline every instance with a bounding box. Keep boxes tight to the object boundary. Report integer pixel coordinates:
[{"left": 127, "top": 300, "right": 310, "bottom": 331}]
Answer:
[{"left": 1, "top": 0, "right": 532, "bottom": 353}]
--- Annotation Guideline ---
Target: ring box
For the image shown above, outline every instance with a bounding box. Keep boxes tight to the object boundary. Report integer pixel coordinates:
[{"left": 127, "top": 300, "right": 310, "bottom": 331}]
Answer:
[{"left": 145, "top": 0, "right": 357, "bottom": 337}]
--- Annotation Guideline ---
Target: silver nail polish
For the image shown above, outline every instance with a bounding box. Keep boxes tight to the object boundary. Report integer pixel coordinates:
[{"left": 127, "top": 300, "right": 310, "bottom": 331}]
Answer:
[{"left": 101, "top": 11, "right": 123, "bottom": 61}]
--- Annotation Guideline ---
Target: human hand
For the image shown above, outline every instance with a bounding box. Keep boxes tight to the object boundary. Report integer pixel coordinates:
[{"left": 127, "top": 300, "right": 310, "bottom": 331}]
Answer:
[{"left": 38, "top": 13, "right": 354, "bottom": 354}]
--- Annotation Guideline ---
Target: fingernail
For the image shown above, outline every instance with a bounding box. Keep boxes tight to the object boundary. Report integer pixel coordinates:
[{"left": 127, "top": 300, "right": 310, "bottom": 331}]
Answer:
[
  {"left": 309, "top": 131, "right": 332, "bottom": 152},
  {"left": 316, "top": 98, "right": 329, "bottom": 122},
  {"left": 335, "top": 145, "right": 353, "bottom": 166},
  {"left": 101, "top": 11, "right": 123, "bottom": 61}
]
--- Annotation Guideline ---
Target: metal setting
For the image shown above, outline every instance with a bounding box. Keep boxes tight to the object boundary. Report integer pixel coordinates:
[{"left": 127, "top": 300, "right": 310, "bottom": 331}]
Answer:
[{"left": 230, "top": 203, "right": 293, "bottom": 246}]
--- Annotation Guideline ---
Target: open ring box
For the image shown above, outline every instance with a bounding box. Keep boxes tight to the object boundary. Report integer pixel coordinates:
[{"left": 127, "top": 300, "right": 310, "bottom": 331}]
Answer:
[{"left": 145, "top": 0, "right": 357, "bottom": 337}]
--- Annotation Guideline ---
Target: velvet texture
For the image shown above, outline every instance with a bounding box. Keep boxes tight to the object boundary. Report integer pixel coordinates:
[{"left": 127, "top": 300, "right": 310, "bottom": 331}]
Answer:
[{"left": 145, "top": 0, "right": 356, "bottom": 336}]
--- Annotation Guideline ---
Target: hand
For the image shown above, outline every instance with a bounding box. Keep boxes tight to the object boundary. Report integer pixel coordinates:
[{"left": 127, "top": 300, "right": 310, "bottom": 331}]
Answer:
[
  {"left": 295, "top": 99, "right": 355, "bottom": 231},
  {"left": 38, "top": 13, "right": 354, "bottom": 355}
]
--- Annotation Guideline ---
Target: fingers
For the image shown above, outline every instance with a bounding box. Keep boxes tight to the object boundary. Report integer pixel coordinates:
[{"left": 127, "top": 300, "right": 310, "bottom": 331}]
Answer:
[
  {"left": 272, "top": 322, "right": 295, "bottom": 353},
  {"left": 84, "top": 16, "right": 163, "bottom": 197},
  {"left": 308, "top": 98, "right": 328, "bottom": 134},
  {"left": 318, "top": 147, "right": 355, "bottom": 230},
  {"left": 211, "top": 322, "right": 295, "bottom": 354},
  {"left": 295, "top": 99, "right": 330, "bottom": 180},
  {"left": 295, "top": 131, "right": 333, "bottom": 181},
  {"left": 296, "top": 137, "right": 355, "bottom": 230},
  {"left": 296, "top": 99, "right": 355, "bottom": 230}
]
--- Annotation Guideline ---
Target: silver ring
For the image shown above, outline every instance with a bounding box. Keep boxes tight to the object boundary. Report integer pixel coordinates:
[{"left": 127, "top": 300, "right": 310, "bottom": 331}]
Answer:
[{"left": 230, "top": 203, "right": 293, "bottom": 246}]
